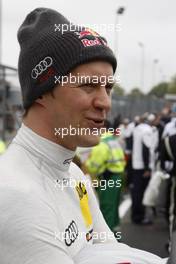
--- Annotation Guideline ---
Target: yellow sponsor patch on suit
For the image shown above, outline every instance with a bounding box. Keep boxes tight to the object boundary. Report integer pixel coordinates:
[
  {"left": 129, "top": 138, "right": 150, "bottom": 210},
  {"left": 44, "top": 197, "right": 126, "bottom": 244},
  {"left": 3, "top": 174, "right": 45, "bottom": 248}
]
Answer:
[{"left": 75, "top": 182, "right": 92, "bottom": 227}]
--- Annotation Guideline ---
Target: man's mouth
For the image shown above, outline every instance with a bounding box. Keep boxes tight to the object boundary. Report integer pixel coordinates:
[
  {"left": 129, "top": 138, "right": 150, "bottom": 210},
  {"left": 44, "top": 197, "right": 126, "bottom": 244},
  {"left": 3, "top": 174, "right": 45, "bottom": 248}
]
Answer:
[{"left": 86, "top": 118, "right": 105, "bottom": 128}]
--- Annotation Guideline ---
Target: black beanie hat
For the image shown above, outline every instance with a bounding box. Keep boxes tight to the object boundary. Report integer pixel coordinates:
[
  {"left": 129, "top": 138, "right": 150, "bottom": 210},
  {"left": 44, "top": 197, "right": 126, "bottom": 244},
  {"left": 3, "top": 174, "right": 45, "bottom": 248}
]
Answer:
[{"left": 17, "top": 7, "right": 117, "bottom": 109}]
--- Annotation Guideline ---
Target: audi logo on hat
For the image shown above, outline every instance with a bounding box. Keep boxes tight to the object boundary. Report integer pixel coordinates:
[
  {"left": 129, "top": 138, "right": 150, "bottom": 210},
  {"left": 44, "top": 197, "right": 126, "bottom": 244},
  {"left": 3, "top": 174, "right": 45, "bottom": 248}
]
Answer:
[
  {"left": 31, "top": 56, "right": 53, "bottom": 79},
  {"left": 64, "top": 220, "right": 79, "bottom": 247}
]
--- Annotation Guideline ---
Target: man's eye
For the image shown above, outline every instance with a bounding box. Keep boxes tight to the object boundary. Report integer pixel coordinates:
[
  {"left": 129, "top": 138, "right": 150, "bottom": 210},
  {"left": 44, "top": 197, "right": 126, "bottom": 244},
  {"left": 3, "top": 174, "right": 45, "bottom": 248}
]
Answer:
[
  {"left": 106, "top": 87, "right": 112, "bottom": 95},
  {"left": 84, "top": 83, "right": 97, "bottom": 87},
  {"left": 79, "top": 83, "right": 96, "bottom": 92},
  {"left": 83, "top": 83, "right": 92, "bottom": 87}
]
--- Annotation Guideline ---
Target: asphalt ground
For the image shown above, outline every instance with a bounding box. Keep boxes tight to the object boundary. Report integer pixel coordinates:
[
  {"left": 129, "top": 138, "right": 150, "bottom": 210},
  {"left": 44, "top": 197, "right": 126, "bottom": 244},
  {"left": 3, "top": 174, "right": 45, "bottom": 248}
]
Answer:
[{"left": 119, "top": 207, "right": 169, "bottom": 258}]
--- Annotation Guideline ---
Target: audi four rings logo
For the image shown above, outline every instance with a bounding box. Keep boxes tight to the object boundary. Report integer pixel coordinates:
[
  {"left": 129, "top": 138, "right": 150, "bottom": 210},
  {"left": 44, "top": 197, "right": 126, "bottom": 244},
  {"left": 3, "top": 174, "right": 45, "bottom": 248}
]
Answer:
[
  {"left": 31, "top": 57, "right": 53, "bottom": 79},
  {"left": 64, "top": 220, "right": 79, "bottom": 247}
]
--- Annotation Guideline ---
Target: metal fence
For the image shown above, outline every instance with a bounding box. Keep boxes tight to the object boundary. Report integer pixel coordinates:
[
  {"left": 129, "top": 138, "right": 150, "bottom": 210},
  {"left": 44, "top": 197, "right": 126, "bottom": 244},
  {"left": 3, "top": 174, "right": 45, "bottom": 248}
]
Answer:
[{"left": 109, "top": 95, "right": 166, "bottom": 121}]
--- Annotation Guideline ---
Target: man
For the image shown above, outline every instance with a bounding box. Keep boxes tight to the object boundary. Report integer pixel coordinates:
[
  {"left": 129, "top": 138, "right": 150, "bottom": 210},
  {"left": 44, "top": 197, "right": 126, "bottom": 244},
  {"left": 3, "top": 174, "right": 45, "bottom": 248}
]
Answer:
[
  {"left": 86, "top": 121, "right": 125, "bottom": 233},
  {"left": 123, "top": 115, "right": 140, "bottom": 187},
  {"left": 160, "top": 134, "right": 176, "bottom": 264},
  {"left": 0, "top": 7, "right": 166, "bottom": 264},
  {"left": 162, "top": 104, "right": 176, "bottom": 138},
  {"left": 161, "top": 104, "right": 176, "bottom": 244},
  {"left": 131, "top": 115, "right": 153, "bottom": 224}
]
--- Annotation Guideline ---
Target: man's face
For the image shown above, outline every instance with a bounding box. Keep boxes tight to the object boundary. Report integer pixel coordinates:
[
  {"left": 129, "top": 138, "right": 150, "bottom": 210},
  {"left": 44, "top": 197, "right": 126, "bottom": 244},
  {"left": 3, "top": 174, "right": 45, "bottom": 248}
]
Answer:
[{"left": 43, "top": 61, "right": 114, "bottom": 150}]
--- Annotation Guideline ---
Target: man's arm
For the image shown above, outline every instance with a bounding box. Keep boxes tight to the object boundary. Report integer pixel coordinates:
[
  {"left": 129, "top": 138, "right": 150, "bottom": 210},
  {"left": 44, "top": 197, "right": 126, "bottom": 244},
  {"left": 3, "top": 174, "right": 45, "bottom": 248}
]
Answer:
[
  {"left": 142, "top": 130, "right": 152, "bottom": 175},
  {"left": 0, "top": 188, "right": 74, "bottom": 264}
]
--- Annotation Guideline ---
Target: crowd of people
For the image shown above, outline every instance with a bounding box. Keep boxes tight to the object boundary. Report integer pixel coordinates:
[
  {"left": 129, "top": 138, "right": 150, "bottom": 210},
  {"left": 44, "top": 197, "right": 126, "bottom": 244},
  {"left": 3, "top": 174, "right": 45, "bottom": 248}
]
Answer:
[
  {"left": 122, "top": 105, "right": 176, "bottom": 235},
  {"left": 77, "top": 104, "right": 176, "bottom": 259}
]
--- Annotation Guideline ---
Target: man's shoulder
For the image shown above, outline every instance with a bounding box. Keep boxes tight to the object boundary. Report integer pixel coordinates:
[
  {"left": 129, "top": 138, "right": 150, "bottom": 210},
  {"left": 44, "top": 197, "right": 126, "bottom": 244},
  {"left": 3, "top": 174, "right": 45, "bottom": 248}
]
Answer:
[
  {"left": 0, "top": 141, "right": 41, "bottom": 170},
  {"left": 139, "top": 123, "right": 150, "bottom": 129},
  {"left": 133, "top": 124, "right": 142, "bottom": 134},
  {"left": 0, "top": 143, "right": 24, "bottom": 173},
  {"left": 165, "top": 119, "right": 175, "bottom": 130},
  {"left": 0, "top": 143, "right": 43, "bottom": 192},
  {"left": 163, "top": 120, "right": 176, "bottom": 137},
  {"left": 69, "top": 161, "right": 85, "bottom": 179},
  {"left": 137, "top": 124, "right": 152, "bottom": 136},
  {"left": 69, "top": 161, "right": 92, "bottom": 184}
]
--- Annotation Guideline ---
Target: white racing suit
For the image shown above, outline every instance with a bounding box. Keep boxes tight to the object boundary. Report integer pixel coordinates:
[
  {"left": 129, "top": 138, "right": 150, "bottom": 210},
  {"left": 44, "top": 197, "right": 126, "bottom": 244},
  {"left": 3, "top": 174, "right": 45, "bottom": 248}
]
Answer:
[
  {"left": 75, "top": 243, "right": 167, "bottom": 264},
  {"left": 0, "top": 124, "right": 167, "bottom": 264}
]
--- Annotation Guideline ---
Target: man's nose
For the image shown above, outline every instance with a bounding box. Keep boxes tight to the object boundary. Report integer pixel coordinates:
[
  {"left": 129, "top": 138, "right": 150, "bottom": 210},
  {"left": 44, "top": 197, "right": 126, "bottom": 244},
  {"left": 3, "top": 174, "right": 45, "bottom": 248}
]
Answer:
[{"left": 93, "top": 87, "right": 111, "bottom": 112}]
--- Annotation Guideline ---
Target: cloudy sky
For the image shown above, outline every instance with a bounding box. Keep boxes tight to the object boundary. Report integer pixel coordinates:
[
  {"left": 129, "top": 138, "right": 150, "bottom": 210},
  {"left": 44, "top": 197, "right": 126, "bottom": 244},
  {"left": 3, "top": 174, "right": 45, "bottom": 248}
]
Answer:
[{"left": 1, "top": 0, "right": 175, "bottom": 93}]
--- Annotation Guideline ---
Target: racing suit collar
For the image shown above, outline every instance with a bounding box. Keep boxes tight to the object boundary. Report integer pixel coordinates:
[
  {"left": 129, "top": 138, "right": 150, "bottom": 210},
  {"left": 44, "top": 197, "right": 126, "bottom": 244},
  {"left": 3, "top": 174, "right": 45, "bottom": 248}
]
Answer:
[{"left": 14, "top": 123, "right": 75, "bottom": 171}]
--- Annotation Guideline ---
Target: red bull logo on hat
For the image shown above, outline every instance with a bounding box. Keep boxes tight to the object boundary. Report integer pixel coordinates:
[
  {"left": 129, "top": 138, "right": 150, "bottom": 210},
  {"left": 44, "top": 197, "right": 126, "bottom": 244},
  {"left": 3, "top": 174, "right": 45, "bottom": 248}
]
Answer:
[
  {"left": 75, "top": 28, "right": 100, "bottom": 39},
  {"left": 81, "top": 38, "right": 101, "bottom": 47},
  {"left": 75, "top": 28, "right": 107, "bottom": 48}
]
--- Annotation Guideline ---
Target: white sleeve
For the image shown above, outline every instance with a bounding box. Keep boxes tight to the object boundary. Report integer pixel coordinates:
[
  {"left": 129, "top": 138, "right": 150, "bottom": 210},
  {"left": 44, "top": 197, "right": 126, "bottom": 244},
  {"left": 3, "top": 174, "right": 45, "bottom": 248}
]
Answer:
[
  {"left": 142, "top": 129, "right": 152, "bottom": 148},
  {"left": 124, "top": 123, "right": 134, "bottom": 138},
  {"left": 75, "top": 243, "right": 167, "bottom": 264},
  {"left": 0, "top": 189, "right": 74, "bottom": 264}
]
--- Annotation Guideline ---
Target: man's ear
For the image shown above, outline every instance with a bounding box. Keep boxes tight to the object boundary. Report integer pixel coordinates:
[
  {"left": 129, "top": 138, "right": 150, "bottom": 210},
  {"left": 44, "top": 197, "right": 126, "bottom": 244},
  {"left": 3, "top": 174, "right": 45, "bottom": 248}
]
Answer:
[
  {"left": 35, "top": 95, "right": 50, "bottom": 108},
  {"left": 36, "top": 92, "right": 54, "bottom": 108},
  {"left": 36, "top": 96, "right": 44, "bottom": 106}
]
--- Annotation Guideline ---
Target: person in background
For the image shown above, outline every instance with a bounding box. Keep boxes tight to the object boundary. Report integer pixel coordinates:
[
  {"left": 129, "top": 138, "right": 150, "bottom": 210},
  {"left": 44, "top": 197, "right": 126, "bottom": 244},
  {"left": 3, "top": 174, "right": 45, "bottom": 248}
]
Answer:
[
  {"left": 118, "top": 117, "right": 130, "bottom": 150},
  {"left": 0, "top": 138, "right": 6, "bottom": 155},
  {"left": 161, "top": 103, "right": 176, "bottom": 234},
  {"left": 131, "top": 115, "right": 153, "bottom": 224},
  {"left": 86, "top": 120, "right": 126, "bottom": 233},
  {"left": 124, "top": 115, "right": 140, "bottom": 187},
  {"left": 160, "top": 134, "right": 176, "bottom": 264},
  {"left": 162, "top": 103, "right": 176, "bottom": 138}
]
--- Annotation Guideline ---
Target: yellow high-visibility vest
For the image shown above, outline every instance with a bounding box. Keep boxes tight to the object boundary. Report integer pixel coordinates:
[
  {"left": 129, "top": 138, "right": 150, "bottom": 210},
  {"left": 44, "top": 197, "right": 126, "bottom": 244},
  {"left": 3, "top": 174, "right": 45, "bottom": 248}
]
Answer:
[
  {"left": 0, "top": 140, "right": 6, "bottom": 154},
  {"left": 86, "top": 133, "right": 125, "bottom": 176}
]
